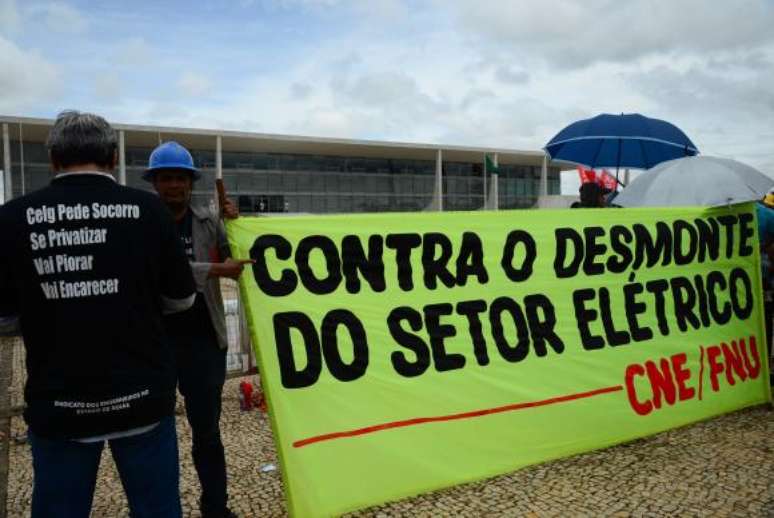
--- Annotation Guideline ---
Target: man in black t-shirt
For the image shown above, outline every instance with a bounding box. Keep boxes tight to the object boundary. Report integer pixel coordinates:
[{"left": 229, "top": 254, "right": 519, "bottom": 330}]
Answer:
[
  {"left": 143, "top": 141, "right": 251, "bottom": 518},
  {"left": 0, "top": 111, "right": 195, "bottom": 518}
]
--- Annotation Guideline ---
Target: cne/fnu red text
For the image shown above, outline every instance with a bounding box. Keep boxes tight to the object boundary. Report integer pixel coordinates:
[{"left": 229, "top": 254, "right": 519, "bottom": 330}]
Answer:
[{"left": 624, "top": 335, "right": 762, "bottom": 416}]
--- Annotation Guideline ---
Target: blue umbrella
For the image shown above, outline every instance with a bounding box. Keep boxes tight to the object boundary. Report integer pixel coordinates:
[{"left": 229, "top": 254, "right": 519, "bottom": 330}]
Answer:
[{"left": 544, "top": 113, "right": 699, "bottom": 171}]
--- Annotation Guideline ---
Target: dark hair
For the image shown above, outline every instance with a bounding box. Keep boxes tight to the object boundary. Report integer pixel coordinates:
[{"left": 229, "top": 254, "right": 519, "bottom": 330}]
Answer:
[
  {"left": 578, "top": 182, "right": 603, "bottom": 207},
  {"left": 46, "top": 110, "right": 117, "bottom": 170}
]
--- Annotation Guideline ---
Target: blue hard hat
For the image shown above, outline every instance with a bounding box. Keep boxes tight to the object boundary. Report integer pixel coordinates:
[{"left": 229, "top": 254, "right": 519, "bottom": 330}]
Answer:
[{"left": 143, "top": 141, "right": 201, "bottom": 181}]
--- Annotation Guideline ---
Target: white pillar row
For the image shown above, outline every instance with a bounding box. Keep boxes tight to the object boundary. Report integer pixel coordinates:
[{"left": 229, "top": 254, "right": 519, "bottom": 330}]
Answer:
[
  {"left": 540, "top": 152, "right": 548, "bottom": 197},
  {"left": 118, "top": 130, "right": 126, "bottom": 186},
  {"left": 490, "top": 152, "right": 499, "bottom": 211},
  {"left": 3, "top": 123, "right": 11, "bottom": 202},
  {"left": 434, "top": 148, "right": 443, "bottom": 211},
  {"left": 482, "top": 153, "right": 488, "bottom": 210},
  {"left": 19, "top": 123, "right": 25, "bottom": 195},
  {"left": 216, "top": 135, "right": 223, "bottom": 180}
]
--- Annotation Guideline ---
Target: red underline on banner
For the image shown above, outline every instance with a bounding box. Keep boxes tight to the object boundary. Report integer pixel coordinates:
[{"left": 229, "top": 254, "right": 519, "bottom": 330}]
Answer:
[
  {"left": 698, "top": 345, "right": 705, "bottom": 401},
  {"left": 292, "top": 384, "right": 624, "bottom": 448}
]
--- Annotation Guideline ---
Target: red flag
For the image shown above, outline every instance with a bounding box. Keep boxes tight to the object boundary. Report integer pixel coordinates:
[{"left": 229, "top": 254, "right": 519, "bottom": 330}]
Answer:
[
  {"left": 577, "top": 166, "right": 596, "bottom": 184},
  {"left": 598, "top": 169, "right": 619, "bottom": 191},
  {"left": 577, "top": 166, "right": 619, "bottom": 192}
]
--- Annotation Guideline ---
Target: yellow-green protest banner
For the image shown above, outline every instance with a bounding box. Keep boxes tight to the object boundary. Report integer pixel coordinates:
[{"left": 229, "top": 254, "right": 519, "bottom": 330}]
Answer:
[{"left": 227, "top": 203, "right": 772, "bottom": 517}]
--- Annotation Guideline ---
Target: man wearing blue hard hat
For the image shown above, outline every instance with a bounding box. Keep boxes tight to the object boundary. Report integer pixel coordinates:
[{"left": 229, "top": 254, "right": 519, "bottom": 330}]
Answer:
[{"left": 144, "top": 141, "right": 250, "bottom": 518}]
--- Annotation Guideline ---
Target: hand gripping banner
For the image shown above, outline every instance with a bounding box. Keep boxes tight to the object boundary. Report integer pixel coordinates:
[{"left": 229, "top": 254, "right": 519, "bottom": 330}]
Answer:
[{"left": 226, "top": 204, "right": 772, "bottom": 517}]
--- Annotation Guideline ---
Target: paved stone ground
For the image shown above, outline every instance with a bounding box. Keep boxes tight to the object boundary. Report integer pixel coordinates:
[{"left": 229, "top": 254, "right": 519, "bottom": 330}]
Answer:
[
  {"left": 5, "top": 338, "right": 774, "bottom": 517},
  {"left": 0, "top": 338, "right": 15, "bottom": 518}
]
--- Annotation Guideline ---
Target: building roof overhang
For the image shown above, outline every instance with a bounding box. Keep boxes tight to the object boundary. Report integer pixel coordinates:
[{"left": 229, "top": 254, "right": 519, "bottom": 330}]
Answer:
[{"left": 0, "top": 115, "right": 571, "bottom": 168}]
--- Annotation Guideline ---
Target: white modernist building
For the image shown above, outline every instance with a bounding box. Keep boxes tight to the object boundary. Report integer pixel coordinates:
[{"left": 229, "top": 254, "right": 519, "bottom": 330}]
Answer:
[{"left": 1, "top": 116, "right": 563, "bottom": 212}]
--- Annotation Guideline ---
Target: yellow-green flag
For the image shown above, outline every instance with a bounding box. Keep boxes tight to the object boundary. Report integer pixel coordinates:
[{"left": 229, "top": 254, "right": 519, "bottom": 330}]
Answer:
[{"left": 227, "top": 203, "right": 771, "bottom": 517}]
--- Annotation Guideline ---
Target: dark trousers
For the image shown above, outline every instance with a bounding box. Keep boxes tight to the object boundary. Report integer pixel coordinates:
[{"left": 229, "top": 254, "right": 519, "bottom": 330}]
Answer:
[
  {"left": 177, "top": 340, "right": 228, "bottom": 515},
  {"left": 167, "top": 295, "right": 229, "bottom": 516},
  {"left": 29, "top": 415, "right": 181, "bottom": 518}
]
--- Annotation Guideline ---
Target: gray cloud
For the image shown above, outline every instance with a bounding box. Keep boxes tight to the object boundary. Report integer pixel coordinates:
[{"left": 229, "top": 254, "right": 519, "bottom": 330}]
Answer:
[
  {"left": 115, "top": 37, "right": 154, "bottom": 66},
  {"left": 625, "top": 53, "right": 774, "bottom": 170},
  {"left": 2, "top": 0, "right": 767, "bottom": 183},
  {"left": 631, "top": 60, "right": 774, "bottom": 121},
  {"left": 336, "top": 72, "right": 432, "bottom": 107},
  {"left": 26, "top": 1, "right": 89, "bottom": 34},
  {"left": 0, "top": 0, "right": 20, "bottom": 34},
  {"left": 459, "top": 88, "right": 496, "bottom": 111},
  {"left": 177, "top": 72, "right": 214, "bottom": 97},
  {"left": 289, "top": 82, "right": 313, "bottom": 99},
  {"left": 495, "top": 65, "right": 529, "bottom": 85},
  {"left": 448, "top": 0, "right": 774, "bottom": 69},
  {"left": 326, "top": 70, "right": 455, "bottom": 141},
  {"left": 93, "top": 74, "right": 123, "bottom": 100},
  {"left": 258, "top": 0, "right": 344, "bottom": 12},
  {"left": 0, "top": 36, "right": 59, "bottom": 113}
]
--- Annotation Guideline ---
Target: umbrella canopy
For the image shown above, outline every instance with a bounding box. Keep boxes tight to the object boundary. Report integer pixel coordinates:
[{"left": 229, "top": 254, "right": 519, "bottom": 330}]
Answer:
[
  {"left": 545, "top": 113, "right": 698, "bottom": 170},
  {"left": 614, "top": 156, "right": 773, "bottom": 208}
]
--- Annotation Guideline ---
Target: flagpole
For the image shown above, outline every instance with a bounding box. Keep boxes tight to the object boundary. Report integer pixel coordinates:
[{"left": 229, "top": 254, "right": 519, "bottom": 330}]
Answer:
[
  {"left": 215, "top": 135, "right": 226, "bottom": 215},
  {"left": 118, "top": 130, "right": 126, "bottom": 186}
]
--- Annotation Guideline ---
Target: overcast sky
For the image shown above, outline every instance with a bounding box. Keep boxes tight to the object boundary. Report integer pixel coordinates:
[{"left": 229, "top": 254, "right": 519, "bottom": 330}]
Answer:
[{"left": 1, "top": 0, "right": 773, "bottom": 195}]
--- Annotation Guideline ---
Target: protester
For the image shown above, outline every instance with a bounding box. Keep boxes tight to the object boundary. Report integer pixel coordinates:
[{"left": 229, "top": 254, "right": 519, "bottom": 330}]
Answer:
[
  {"left": 572, "top": 182, "right": 606, "bottom": 208},
  {"left": 144, "top": 141, "right": 251, "bottom": 518},
  {"left": 757, "top": 191, "right": 774, "bottom": 385},
  {"left": 0, "top": 111, "right": 196, "bottom": 517}
]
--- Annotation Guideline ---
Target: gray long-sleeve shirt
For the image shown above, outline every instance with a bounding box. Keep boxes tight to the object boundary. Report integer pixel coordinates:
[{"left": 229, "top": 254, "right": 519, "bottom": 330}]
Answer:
[{"left": 188, "top": 204, "right": 231, "bottom": 349}]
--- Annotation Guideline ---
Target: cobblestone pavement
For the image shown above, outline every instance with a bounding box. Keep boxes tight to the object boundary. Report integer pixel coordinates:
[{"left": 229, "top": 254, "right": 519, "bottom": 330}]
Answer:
[
  {"left": 0, "top": 338, "right": 14, "bottom": 518},
  {"left": 5, "top": 339, "right": 774, "bottom": 517}
]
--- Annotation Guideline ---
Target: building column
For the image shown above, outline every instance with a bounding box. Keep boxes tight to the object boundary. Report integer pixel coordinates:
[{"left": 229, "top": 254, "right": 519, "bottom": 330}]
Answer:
[
  {"left": 624, "top": 168, "right": 630, "bottom": 187},
  {"left": 434, "top": 149, "right": 443, "bottom": 211},
  {"left": 118, "top": 130, "right": 126, "bottom": 185},
  {"left": 18, "top": 123, "right": 25, "bottom": 195},
  {"left": 540, "top": 152, "right": 548, "bottom": 197},
  {"left": 216, "top": 135, "right": 223, "bottom": 180},
  {"left": 490, "top": 153, "right": 499, "bottom": 211},
  {"left": 482, "top": 153, "right": 488, "bottom": 210},
  {"left": 2, "top": 123, "right": 11, "bottom": 202}
]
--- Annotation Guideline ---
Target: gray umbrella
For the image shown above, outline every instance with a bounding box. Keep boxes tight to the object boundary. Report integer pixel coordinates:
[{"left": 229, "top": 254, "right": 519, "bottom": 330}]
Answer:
[{"left": 615, "top": 156, "right": 774, "bottom": 207}]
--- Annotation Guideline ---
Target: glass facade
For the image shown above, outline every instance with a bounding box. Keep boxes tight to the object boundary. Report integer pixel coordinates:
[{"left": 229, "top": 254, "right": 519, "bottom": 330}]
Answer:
[
  {"left": 122, "top": 146, "right": 440, "bottom": 213},
  {"left": 6, "top": 138, "right": 561, "bottom": 213},
  {"left": 498, "top": 163, "right": 561, "bottom": 209},
  {"left": 8, "top": 140, "right": 50, "bottom": 198}
]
